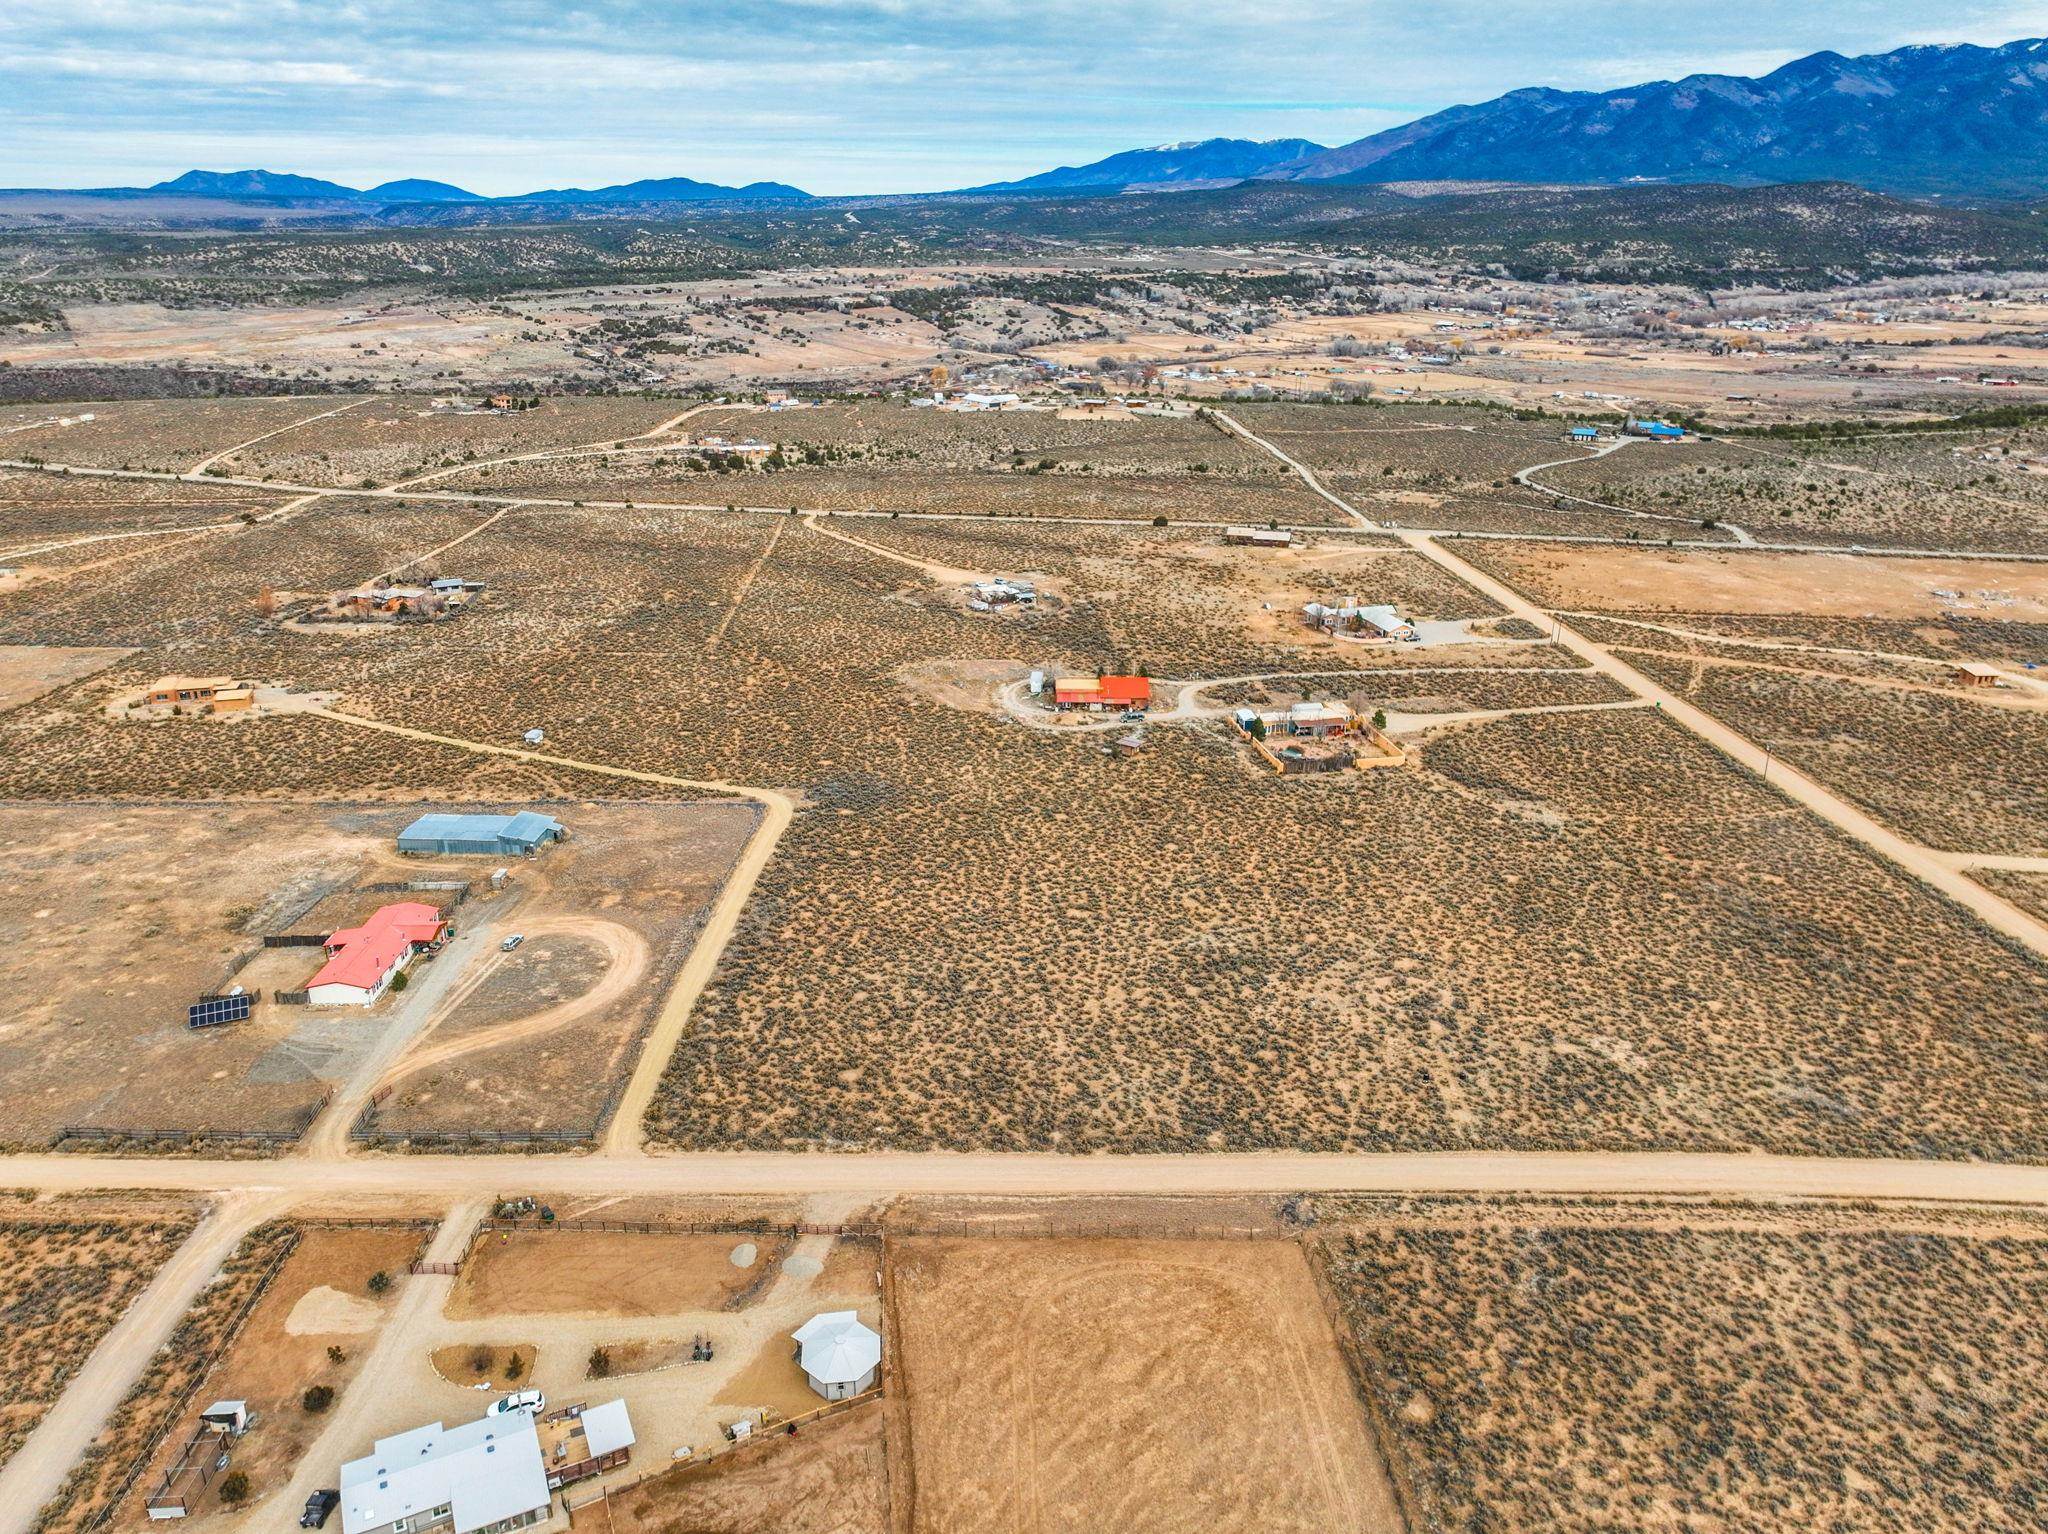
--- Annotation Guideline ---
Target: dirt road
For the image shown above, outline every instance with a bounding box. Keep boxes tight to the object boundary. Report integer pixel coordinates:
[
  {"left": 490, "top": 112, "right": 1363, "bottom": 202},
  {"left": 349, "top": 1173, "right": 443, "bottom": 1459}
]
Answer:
[
  {"left": 0, "top": 1150, "right": 2037, "bottom": 1205},
  {"left": 376, "top": 916, "right": 648, "bottom": 1087},
  {"left": 0, "top": 1193, "right": 290, "bottom": 1534},
  {"left": 1208, "top": 409, "right": 1378, "bottom": 526}
]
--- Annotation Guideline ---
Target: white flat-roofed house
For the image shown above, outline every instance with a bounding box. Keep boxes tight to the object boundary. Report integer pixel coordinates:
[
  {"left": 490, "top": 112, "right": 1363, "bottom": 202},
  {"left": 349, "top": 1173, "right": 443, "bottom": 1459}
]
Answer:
[
  {"left": 1286, "top": 701, "right": 1353, "bottom": 738},
  {"left": 340, "top": 1414, "right": 550, "bottom": 1534}
]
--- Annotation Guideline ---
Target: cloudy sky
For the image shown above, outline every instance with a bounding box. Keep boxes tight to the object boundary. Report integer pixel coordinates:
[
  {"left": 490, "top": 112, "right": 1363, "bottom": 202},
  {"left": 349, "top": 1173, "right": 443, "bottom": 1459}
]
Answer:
[{"left": 5, "top": 0, "right": 2047, "bottom": 195}]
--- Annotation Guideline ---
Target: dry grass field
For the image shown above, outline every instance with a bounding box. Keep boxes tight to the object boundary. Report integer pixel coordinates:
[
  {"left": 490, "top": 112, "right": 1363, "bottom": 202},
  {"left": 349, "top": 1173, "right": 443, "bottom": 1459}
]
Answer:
[
  {"left": 0, "top": 470, "right": 287, "bottom": 543},
  {"left": 1313, "top": 1200, "right": 2048, "bottom": 1534},
  {"left": 228, "top": 397, "right": 682, "bottom": 487},
  {"left": 0, "top": 398, "right": 353, "bottom": 474},
  {"left": 0, "top": 401, "right": 2043, "bottom": 1165},
  {"left": 656, "top": 679, "right": 2048, "bottom": 1158},
  {"left": 1455, "top": 543, "right": 2048, "bottom": 622},
  {"left": 1981, "top": 869, "right": 2048, "bottom": 923},
  {"left": 1444, "top": 542, "right": 2048, "bottom": 855},
  {"left": 449, "top": 1230, "right": 794, "bottom": 1319},
  {"left": 844, "top": 516, "right": 1506, "bottom": 675},
  {"left": 1537, "top": 428, "right": 2048, "bottom": 552},
  {"left": 1623, "top": 654, "right": 2048, "bottom": 855},
  {"left": 887, "top": 1236, "right": 1401, "bottom": 1534},
  {"left": 0, "top": 644, "right": 133, "bottom": 709},
  {"left": 0, "top": 1196, "right": 200, "bottom": 1473},
  {"left": 428, "top": 398, "right": 1355, "bottom": 524}
]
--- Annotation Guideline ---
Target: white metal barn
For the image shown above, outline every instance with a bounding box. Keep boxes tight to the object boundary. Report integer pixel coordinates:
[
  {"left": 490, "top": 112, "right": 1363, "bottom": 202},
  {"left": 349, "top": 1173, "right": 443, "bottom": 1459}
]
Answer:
[{"left": 791, "top": 1311, "right": 882, "bottom": 1400}]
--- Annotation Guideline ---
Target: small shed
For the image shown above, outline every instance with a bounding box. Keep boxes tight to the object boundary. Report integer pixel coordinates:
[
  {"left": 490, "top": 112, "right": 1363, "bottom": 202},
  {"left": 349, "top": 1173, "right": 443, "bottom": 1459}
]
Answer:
[
  {"left": 198, "top": 1401, "right": 248, "bottom": 1434},
  {"left": 578, "top": 1400, "right": 636, "bottom": 1460},
  {"left": 791, "top": 1311, "right": 882, "bottom": 1401},
  {"left": 398, "top": 812, "right": 565, "bottom": 857},
  {"left": 1953, "top": 662, "right": 2004, "bottom": 687}
]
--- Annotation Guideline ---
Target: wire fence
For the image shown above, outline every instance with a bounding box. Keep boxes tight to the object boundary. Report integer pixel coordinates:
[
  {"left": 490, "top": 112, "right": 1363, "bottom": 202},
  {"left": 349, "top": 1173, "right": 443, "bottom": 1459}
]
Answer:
[
  {"left": 558, "top": 1387, "right": 885, "bottom": 1520},
  {"left": 470, "top": 1210, "right": 1290, "bottom": 1246},
  {"left": 52, "top": 1091, "right": 331, "bottom": 1152}
]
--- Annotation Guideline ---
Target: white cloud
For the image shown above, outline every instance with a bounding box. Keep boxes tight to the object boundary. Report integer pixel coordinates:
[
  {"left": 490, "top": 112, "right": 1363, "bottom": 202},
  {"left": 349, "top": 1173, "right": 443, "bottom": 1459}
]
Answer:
[{"left": 0, "top": 0, "right": 2043, "bottom": 193}]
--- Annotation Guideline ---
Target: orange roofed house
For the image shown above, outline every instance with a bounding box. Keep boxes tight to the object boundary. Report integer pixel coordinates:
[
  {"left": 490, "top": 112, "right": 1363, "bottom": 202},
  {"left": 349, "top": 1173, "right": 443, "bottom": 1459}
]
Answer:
[
  {"left": 306, "top": 902, "right": 450, "bottom": 1006},
  {"left": 1053, "top": 674, "right": 1152, "bottom": 713},
  {"left": 141, "top": 675, "right": 255, "bottom": 712}
]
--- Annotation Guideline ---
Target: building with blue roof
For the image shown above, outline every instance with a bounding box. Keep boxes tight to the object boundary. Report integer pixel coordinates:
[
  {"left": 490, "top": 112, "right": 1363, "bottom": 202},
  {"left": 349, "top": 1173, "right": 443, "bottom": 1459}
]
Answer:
[
  {"left": 1626, "top": 418, "right": 1687, "bottom": 440},
  {"left": 398, "top": 812, "right": 565, "bottom": 857}
]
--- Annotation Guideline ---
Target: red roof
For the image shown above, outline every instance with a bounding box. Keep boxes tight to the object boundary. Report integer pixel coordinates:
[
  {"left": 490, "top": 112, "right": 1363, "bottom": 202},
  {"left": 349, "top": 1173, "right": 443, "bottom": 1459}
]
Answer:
[
  {"left": 1055, "top": 675, "right": 1150, "bottom": 706},
  {"left": 309, "top": 902, "right": 447, "bottom": 993}
]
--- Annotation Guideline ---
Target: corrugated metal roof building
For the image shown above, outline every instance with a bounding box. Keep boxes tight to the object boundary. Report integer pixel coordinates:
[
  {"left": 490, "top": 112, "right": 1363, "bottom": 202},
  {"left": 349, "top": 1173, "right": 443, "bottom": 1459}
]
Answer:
[
  {"left": 340, "top": 1412, "right": 549, "bottom": 1534},
  {"left": 398, "top": 812, "right": 565, "bottom": 857}
]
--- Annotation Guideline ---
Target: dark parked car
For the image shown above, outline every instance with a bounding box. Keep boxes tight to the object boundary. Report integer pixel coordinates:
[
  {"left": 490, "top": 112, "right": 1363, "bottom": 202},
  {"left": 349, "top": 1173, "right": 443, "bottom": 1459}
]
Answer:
[{"left": 301, "top": 1490, "right": 339, "bottom": 1529}]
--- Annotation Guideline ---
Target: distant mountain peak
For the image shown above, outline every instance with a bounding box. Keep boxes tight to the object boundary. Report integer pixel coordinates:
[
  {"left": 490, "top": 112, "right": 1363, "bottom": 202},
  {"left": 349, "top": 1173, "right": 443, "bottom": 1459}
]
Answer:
[
  {"left": 150, "top": 168, "right": 362, "bottom": 200},
  {"left": 960, "top": 136, "right": 1327, "bottom": 195},
  {"left": 512, "top": 175, "right": 811, "bottom": 203},
  {"left": 364, "top": 178, "right": 483, "bottom": 202},
  {"left": 1259, "top": 35, "right": 2048, "bottom": 198}
]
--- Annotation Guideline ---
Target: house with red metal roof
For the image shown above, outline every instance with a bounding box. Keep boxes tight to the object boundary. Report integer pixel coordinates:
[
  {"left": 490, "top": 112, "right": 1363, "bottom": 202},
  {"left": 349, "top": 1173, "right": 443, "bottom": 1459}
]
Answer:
[
  {"left": 1052, "top": 674, "right": 1152, "bottom": 712},
  {"left": 307, "top": 902, "right": 450, "bottom": 1006}
]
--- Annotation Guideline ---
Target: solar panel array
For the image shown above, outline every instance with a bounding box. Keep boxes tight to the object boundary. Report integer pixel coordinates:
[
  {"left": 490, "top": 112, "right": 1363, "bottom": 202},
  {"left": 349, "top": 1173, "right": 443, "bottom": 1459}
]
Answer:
[{"left": 187, "top": 993, "right": 253, "bottom": 1029}]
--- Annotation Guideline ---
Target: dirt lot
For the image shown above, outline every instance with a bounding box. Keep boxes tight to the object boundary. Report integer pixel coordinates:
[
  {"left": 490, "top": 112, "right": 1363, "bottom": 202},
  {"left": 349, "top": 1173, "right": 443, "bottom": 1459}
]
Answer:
[
  {"left": 603, "top": 1403, "right": 888, "bottom": 1534},
  {"left": 0, "top": 645, "right": 134, "bottom": 710},
  {"left": 0, "top": 1195, "right": 199, "bottom": 1473},
  {"left": 109, "top": 1226, "right": 423, "bottom": 1533},
  {"left": 0, "top": 801, "right": 411, "bottom": 1143},
  {"left": 1466, "top": 543, "right": 2048, "bottom": 619},
  {"left": 450, "top": 1232, "right": 794, "bottom": 1319},
  {"left": 1314, "top": 1200, "right": 2048, "bottom": 1534},
  {"left": 888, "top": 1237, "right": 1401, "bottom": 1534}
]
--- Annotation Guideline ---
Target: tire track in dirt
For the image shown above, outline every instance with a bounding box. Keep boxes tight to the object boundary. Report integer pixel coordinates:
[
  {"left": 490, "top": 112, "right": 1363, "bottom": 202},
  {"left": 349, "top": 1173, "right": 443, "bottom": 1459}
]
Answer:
[
  {"left": 373, "top": 916, "right": 649, "bottom": 1089},
  {"left": 705, "top": 516, "right": 787, "bottom": 656}
]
